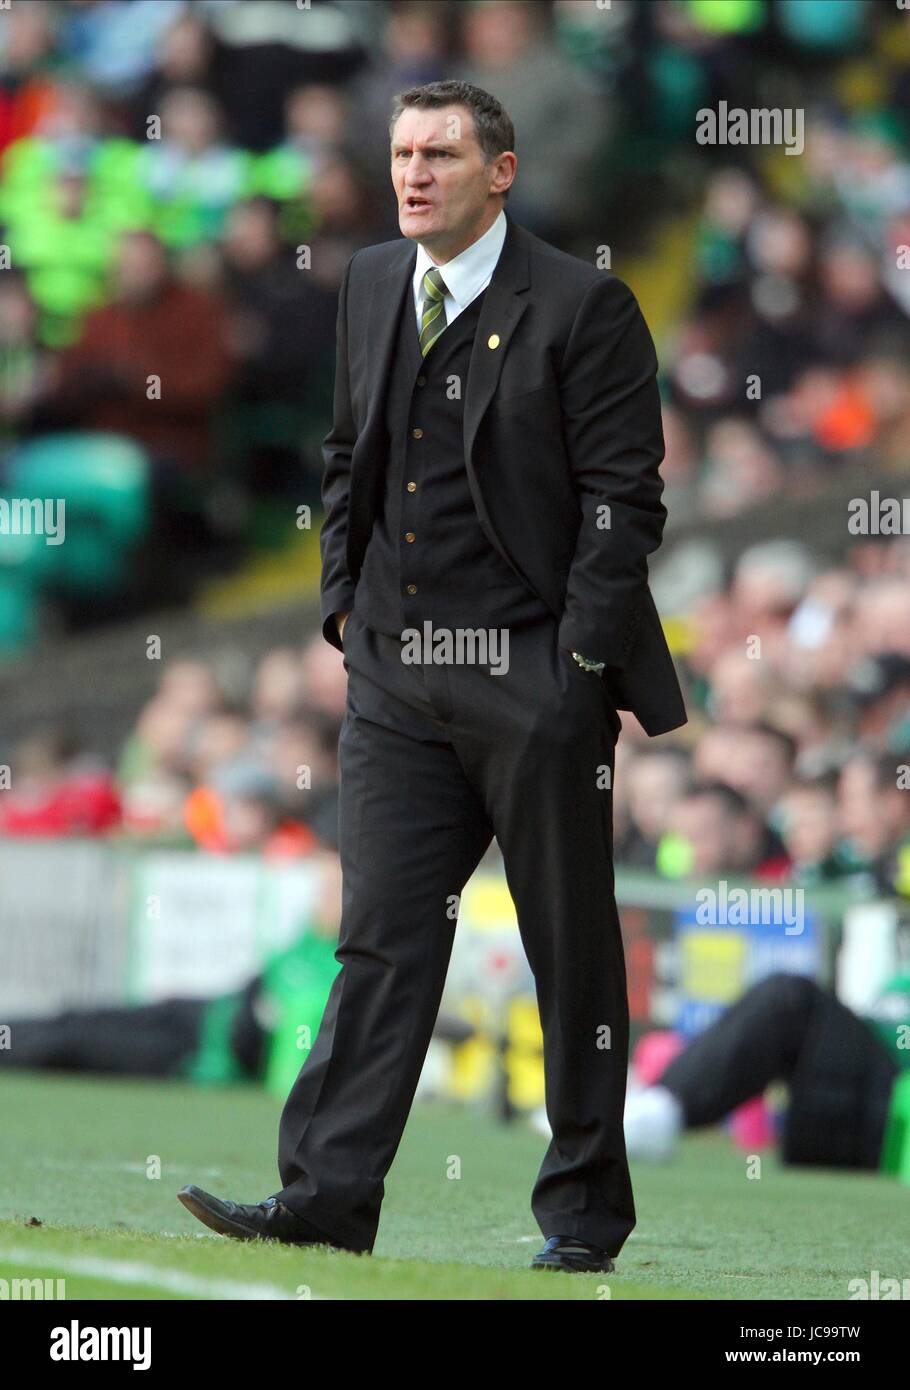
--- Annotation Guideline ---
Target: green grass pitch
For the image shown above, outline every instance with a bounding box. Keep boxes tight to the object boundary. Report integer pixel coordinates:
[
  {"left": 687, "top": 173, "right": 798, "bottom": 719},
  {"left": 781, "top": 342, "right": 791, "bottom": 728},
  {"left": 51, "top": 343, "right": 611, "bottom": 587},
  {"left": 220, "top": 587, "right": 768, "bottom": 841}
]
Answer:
[{"left": 0, "top": 1071, "right": 904, "bottom": 1300}]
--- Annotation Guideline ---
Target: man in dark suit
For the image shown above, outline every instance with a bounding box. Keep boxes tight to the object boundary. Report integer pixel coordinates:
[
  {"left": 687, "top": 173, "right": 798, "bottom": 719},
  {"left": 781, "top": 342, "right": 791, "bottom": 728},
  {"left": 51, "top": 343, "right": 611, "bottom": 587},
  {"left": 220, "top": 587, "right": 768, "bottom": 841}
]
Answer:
[{"left": 179, "top": 79, "right": 686, "bottom": 1273}]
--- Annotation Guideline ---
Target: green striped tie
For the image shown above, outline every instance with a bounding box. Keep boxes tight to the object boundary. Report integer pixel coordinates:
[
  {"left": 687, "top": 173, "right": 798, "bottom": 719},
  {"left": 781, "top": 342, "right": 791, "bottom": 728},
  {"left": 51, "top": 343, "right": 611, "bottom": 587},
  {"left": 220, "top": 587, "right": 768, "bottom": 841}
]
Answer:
[{"left": 418, "top": 267, "right": 448, "bottom": 357}]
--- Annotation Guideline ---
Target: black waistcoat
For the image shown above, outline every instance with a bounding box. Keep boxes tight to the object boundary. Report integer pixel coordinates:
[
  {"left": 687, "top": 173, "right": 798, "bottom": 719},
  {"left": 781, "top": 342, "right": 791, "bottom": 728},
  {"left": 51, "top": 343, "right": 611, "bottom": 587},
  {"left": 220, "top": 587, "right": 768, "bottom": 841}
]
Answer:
[{"left": 353, "top": 281, "right": 549, "bottom": 637}]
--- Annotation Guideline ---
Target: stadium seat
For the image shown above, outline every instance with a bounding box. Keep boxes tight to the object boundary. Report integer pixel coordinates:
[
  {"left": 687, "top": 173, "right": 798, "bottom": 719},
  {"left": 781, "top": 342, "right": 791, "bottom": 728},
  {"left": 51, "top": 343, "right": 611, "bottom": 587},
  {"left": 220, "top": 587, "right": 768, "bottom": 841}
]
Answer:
[
  {"left": 0, "top": 570, "right": 39, "bottom": 653},
  {"left": 3, "top": 432, "right": 151, "bottom": 594}
]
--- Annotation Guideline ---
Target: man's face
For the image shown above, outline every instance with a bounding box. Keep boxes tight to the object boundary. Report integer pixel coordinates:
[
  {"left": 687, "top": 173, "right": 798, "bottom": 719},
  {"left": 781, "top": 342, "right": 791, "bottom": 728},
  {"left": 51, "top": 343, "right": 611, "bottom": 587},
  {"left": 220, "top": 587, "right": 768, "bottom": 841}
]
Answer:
[
  {"left": 780, "top": 790, "right": 837, "bottom": 865},
  {"left": 391, "top": 104, "right": 509, "bottom": 257},
  {"left": 837, "top": 759, "right": 880, "bottom": 853},
  {"left": 673, "top": 794, "right": 759, "bottom": 877},
  {"left": 115, "top": 233, "right": 168, "bottom": 304},
  {"left": 674, "top": 797, "right": 732, "bottom": 877}
]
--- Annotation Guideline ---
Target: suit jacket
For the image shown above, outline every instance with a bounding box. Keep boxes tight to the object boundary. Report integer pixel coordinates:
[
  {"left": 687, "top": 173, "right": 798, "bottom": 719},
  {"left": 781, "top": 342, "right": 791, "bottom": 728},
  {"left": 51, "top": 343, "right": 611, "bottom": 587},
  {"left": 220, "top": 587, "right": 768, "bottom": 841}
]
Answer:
[{"left": 318, "top": 210, "right": 687, "bottom": 737}]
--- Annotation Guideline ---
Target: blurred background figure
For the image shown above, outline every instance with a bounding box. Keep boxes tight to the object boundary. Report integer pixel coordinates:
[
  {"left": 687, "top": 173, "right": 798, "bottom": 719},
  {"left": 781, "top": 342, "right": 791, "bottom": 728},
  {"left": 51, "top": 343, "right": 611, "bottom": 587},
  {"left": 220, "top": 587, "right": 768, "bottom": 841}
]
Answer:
[
  {"left": 624, "top": 972, "right": 909, "bottom": 1173},
  {"left": 0, "top": 850, "right": 345, "bottom": 1085},
  {"left": 36, "top": 228, "right": 230, "bottom": 477}
]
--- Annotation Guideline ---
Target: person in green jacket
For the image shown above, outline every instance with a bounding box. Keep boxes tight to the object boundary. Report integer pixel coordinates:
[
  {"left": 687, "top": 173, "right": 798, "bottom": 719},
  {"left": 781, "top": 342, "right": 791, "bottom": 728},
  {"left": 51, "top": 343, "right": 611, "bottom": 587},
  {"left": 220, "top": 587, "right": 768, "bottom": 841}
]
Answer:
[{"left": 0, "top": 895, "right": 341, "bottom": 1090}]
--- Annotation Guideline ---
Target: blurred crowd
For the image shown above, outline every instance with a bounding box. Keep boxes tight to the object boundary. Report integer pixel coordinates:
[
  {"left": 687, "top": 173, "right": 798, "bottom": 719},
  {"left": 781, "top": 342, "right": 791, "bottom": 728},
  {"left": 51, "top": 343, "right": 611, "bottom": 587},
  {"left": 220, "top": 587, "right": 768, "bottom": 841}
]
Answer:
[
  {"left": 1, "top": 0, "right": 909, "bottom": 901},
  {"left": 0, "top": 0, "right": 613, "bottom": 512},
  {"left": 616, "top": 532, "right": 910, "bottom": 897},
  {"left": 0, "top": 635, "right": 346, "bottom": 855},
  {"left": 5, "top": 0, "right": 910, "bottom": 511},
  {"left": 4, "top": 531, "right": 909, "bottom": 900}
]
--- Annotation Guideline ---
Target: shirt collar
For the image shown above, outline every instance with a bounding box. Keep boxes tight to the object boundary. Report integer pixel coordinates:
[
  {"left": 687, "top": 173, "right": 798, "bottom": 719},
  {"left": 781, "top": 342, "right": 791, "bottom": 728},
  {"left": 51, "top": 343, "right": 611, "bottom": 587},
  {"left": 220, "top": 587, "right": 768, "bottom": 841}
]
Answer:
[{"left": 413, "top": 208, "right": 507, "bottom": 310}]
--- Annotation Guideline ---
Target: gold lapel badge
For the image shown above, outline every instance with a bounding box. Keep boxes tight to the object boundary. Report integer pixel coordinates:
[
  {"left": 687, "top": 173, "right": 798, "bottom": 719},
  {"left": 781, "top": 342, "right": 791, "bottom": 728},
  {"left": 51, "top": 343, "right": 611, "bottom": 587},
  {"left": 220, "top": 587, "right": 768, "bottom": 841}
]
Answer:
[{"left": 487, "top": 333, "right": 500, "bottom": 349}]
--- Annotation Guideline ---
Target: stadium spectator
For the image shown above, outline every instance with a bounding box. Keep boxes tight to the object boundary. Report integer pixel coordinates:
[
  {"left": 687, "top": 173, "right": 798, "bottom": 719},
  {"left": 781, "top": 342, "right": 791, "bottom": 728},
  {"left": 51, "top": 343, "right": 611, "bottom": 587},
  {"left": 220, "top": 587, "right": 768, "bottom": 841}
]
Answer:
[
  {"left": 35, "top": 228, "right": 231, "bottom": 475},
  {"left": 778, "top": 773, "right": 862, "bottom": 886},
  {"left": 347, "top": 0, "right": 449, "bottom": 179},
  {"left": 126, "top": 7, "right": 222, "bottom": 140},
  {"left": 617, "top": 747, "right": 691, "bottom": 870},
  {"left": 837, "top": 751, "right": 910, "bottom": 894},
  {"left": 219, "top": 194, "right": 338, "bottom": 495},
  {"left": 191, "top": 756, "right": 318, "bottom": 858},
  {"left": 454, "top": 0, "right": 604, "bottom": 245},
  {"left": 0, "top": 0, "right": 59, "bottom": 155},
  {"left": 139, "top": 85, "right": 249, "bottom": 247},
  {"left": 56, "top": 0, "right": 187, "bottom": 98},
  {"left": 0, "top": 726, "right": 121, "bottom": 837},
  {"left": 660, "top": 782, "right": 791, "bottom": 881}
]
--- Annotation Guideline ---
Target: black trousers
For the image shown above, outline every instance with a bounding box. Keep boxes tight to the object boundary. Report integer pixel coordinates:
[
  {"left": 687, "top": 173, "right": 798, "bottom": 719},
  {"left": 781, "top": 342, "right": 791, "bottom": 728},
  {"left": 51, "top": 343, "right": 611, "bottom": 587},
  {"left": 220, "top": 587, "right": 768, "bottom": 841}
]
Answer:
[
  {"left": 660, "top": 974, "right": 899, "bottom": 1170},
  {"left": 0, "top": 1000, "right": 207, "bottom": 1077},
  {"left": 275, "top": 608, "right": 630, "bottom": 1254}
]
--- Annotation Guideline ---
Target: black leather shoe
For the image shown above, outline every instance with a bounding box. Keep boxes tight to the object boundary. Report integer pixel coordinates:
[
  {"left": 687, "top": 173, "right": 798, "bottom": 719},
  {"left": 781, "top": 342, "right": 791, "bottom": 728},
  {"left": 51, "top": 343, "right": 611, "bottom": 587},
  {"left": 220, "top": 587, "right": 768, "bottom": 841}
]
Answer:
[
  {"left": 530, "top": 1236, "right": 615, "bottom": 1273},
  {"left": 177, "top": 1185, "right": 361, "bottom": 1251}
]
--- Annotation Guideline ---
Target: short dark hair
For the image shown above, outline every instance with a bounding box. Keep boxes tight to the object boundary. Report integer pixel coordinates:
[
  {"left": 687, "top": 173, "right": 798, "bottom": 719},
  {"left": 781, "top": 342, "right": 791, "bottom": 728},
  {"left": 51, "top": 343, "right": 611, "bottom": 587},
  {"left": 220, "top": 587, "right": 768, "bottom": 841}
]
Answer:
[
  {"left": 786, "top": 771, "right": 839, "bottom": 799},
  {"left": 686, "top": 781, "right": 753, "bottom": 821},
  {"left": 389, "top": 79, "right": 514, "bottom": 199}
]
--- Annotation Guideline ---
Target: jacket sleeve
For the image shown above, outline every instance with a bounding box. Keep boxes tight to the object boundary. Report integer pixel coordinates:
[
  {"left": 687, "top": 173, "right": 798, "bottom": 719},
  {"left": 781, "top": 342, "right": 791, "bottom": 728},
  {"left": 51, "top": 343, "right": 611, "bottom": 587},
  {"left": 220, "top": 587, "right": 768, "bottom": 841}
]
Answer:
[
  {"left": 555, "top": 274, "right": 667, "bottom": 670},
  {"left": 319, "top": 252, "right": 359, "bottom": 652}
]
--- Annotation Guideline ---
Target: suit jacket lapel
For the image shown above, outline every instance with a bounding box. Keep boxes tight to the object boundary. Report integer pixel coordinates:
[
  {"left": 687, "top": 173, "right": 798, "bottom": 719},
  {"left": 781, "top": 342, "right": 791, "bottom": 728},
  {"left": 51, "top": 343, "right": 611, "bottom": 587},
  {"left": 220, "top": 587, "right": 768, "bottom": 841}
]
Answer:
[
  {"left": 363, "top": 240, "right": 417, "bottom": 428},
  {"left": 463, "top": 212, "right": 530, "bottom": 470}
]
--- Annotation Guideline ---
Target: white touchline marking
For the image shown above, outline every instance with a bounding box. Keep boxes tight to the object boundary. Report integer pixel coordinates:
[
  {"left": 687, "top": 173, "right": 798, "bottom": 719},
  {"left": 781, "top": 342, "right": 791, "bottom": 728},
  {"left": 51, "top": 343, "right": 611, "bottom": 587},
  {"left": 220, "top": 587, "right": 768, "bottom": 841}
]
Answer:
[
  {"left": 33, "top": 1159, "right": 227, "bottom": 1177},
  {"left": 0, "top": 1246, "right": 332, "bottom": 1300}
]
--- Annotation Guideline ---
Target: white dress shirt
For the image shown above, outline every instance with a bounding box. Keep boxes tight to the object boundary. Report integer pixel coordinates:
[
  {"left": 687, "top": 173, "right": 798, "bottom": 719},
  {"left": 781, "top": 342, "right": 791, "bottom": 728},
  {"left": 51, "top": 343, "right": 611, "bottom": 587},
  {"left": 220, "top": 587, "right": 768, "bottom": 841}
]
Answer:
[{"left": 412, "top": 207, "right": 507, "bottom": 335}]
